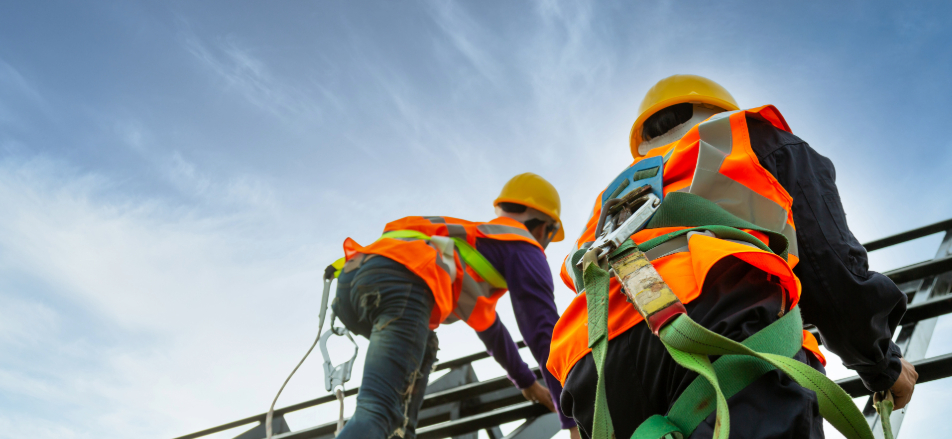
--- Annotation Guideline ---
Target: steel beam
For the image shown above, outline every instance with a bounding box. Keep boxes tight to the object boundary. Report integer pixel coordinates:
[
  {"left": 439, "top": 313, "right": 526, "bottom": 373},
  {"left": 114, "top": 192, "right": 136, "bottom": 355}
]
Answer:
[
  {"left": 806, "top": 294, "right": 952, "bottom": 345},
  {"left": 836, "top": 352, "right": 952, "bottom": 397},
  {"left": 865, "top": 229, "right": 952, "bottom": 438},
  {"left": 881, "top": 256, "right": 952, "bottom": 285},
  {"left": 434, "top": 341, "right": 527, "bottom": 372},
  {"left": 863, "top": 218, "right": 952, "bottom": 252},
  {"left": 416, "top": 402, "right": 551, "bottom": 439},
  {"left": 502, "top": 413, "right": 561, "bottom": 439},
  {"left": 171, "top": 389, "right": 358, "bottom": 439},
  {"left": 172, "top": 347, "right": 531, "bottom": 439}
]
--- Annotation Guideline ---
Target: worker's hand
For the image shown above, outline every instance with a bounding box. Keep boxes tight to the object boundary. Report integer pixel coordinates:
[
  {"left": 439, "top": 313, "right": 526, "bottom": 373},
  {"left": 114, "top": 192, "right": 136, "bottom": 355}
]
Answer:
[
  {"left": 569, "top": 426, "right": 581, "bottom": 439},
  {"left": 521, "top": 381, "right": 556, "bottom": 413},
  {"left": 890, "top": 357, "right": 918, "bottom": 409}
]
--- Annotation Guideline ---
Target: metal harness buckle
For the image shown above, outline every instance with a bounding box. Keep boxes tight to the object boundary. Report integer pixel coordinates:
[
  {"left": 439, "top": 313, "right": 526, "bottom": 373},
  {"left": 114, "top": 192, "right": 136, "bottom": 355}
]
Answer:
[{"left": 579, "top": 184, "right": 662, "bottom": 270}]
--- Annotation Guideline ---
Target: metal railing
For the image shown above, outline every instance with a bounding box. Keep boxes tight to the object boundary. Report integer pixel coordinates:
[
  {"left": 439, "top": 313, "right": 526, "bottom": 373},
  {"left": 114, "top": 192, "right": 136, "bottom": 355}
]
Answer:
[{"left": 175, "top": 217, "right": 952, "bottom": 439}]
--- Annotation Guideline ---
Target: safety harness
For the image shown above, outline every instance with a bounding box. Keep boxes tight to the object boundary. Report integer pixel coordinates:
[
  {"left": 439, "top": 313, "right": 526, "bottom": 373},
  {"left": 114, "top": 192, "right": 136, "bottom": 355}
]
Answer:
[
  {"left": 264, "top": 228, "right": 510, "bottom": 438},
  {"left": 575, "top": 166, "right": 887, "bottom": 439}
]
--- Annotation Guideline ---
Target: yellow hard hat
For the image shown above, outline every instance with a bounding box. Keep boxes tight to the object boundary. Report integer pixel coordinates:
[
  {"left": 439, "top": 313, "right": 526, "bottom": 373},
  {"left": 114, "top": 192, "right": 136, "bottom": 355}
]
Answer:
[
  {"left": 494, "top": 172, "right": 564, "bottom": 242},
  {"left": 629, "top": 74, "right": 739, "bottom": 158}
]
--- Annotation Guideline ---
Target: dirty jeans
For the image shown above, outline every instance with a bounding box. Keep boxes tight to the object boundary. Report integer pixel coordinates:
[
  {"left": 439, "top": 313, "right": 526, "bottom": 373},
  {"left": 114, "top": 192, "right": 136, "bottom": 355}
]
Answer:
[{"left": 332, "top": 255, "right": 440, "bottom": 439}]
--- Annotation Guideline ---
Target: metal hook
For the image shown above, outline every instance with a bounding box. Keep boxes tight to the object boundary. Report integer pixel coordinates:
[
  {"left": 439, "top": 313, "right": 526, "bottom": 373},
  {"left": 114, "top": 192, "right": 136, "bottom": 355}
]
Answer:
[{"left": 319, "top": 312, "right": 359, "bottom": 393}]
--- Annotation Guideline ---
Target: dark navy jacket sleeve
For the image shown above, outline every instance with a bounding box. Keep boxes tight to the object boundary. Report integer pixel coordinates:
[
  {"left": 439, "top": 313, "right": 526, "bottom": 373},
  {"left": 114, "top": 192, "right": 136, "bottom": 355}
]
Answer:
[
  {"left": 747, "top": 117, "right": 907, "bottom": 391},
  {"left": 477, "top": 238, "right": 577, "bottom": 428}
]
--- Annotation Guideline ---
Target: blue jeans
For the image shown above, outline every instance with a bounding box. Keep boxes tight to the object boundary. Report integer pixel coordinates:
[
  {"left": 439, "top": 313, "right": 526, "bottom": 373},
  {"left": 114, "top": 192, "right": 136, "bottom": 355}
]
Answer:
[{"left": 332, "top": 255, "right": 439, "bottom": 439}]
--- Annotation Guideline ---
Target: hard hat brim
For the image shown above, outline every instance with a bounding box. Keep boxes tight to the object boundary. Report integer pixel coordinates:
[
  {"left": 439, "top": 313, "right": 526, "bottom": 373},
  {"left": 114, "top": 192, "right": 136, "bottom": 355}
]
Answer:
[
  {"left": 628, "top": 95, "right": 740, "bottom": 158},
  {"left": 493, "top": 197, "right": 565, "bottom": 242}
]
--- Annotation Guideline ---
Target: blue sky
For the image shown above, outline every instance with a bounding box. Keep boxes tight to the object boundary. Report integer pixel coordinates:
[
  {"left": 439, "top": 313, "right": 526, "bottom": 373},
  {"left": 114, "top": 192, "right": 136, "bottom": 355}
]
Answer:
[{"left": 1, "top": 1, "right": 951, "bottom": 438}]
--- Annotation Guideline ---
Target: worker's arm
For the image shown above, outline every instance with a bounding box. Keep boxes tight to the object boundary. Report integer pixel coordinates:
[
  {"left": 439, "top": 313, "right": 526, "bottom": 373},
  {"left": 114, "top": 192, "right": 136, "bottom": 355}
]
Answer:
[
  {"left": 748, "top": 117, "right": 907, "bottom": 392},
  {"left": 478, "top": 239, "right": 578, "bottom": 428},
  {"left": 475, "top": 317, "right": 537, "bottom": 389}
]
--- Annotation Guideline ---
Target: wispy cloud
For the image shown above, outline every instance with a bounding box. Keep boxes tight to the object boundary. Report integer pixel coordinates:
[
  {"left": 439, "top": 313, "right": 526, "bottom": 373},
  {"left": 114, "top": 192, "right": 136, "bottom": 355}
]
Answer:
[
  {"left": 0, "top": 155, "right": 326, "bottom": 438},
  {"left": 2, "top": 2, "right": 951, "bottom": 438},
  {"left": 0, "top": 57, "right": 48, "bottom": 125},
  {"left": 425, "top": 1, "right": 504, "bottom": 85},
  {"left": 181, "top": 28, "right": 323, "bottom": 126}
]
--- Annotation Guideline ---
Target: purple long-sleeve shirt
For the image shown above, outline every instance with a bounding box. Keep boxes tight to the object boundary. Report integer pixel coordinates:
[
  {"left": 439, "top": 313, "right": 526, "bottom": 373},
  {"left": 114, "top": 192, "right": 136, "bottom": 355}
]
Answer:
[{"left": 474, "top": 238, "right": 576, "bottom": 429}]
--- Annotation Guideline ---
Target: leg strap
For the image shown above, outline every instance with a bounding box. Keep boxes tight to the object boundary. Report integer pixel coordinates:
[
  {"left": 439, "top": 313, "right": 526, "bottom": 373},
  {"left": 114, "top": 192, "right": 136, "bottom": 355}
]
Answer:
[
  {"left": 635, "top": 306, "right": 874, "bottom": 439},
  {"left": 584, "top": 261, "right": 615, "bottom": 439},
  {"left": 581, "top": 252, "right": 875, "bottom": 439}
]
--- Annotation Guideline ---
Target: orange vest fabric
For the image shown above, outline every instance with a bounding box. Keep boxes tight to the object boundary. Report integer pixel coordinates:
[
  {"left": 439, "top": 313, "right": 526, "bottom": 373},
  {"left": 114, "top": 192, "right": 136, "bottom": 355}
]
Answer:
[
  {"left": 343, "top": 216, "right": 543, "bottom": 331},
  {"left": 547, "top": 106, "right": 825, "bottom": 386}
]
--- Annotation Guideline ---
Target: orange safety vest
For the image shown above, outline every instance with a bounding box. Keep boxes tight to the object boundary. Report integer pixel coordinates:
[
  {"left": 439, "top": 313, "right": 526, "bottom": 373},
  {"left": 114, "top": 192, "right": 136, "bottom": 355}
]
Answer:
[
  {"left": 547, "top": 105, "right": 825, "bottom": 385},
  {"left": 343, "top": 216, "right": 543, "bottom": 331}
]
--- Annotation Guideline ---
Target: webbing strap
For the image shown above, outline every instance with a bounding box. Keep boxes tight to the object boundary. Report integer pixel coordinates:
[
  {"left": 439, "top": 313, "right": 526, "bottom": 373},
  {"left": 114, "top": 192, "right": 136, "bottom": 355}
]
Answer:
[
  {"left": 874, "top": 392, "right": 895, "bottom": 439},
  {"left": 380, "top": 230, "right": 508, "bottom": 289},
  {"left": 643, "top": 192, "right": 790, "bottom": 260},
  {"left": 581, "top": 244, "right": 873, "bottom": 439},
  {"left": 652, "top": 311, "right": 874, "bottom": 439},
  {"left": 584, "top": 262, "right": 615, "bottom": 438},
  {"left": 662, "top": 306, "right": 804, "bottom": 436}
]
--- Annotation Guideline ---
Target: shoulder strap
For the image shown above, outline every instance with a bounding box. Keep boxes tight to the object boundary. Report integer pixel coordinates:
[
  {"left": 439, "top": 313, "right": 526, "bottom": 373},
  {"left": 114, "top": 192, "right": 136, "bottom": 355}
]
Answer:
[{"left": 381, "top": 230, "right": 508, "bottom": 289}]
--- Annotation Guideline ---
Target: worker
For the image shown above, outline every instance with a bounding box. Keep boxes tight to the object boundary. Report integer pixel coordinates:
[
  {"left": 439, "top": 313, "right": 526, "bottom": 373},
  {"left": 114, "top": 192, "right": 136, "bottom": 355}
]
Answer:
[
  {"left": 546, "top": 75, "right": 918, "bottom": 438},
  {"left": 331, "top": 173, "right": 579, "bottom": 439}
]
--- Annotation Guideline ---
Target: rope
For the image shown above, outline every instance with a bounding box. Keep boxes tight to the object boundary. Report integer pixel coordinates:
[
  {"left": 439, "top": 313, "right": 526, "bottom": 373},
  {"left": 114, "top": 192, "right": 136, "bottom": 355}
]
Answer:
[
  {"left": 265, "top": 265, "right": 337, "bottom": 439},
  {"left": 335, "top": 387, "right": 346, "bottom": 435}
]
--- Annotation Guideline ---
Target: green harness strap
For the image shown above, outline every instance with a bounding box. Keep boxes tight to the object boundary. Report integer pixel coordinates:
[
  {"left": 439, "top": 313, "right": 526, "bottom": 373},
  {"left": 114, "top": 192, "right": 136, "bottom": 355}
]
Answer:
[
  {"left": 584, "top": 260, "right": 615, "bottom": 439},
  {"left": 580, "top": 193, "right": 873, "bottom": 439},
  {"left": 583, "top": 252, "right": 873, "bottom": 439},
  {"left": 642, "top": 192, "right": 790, "bottom": 260}
]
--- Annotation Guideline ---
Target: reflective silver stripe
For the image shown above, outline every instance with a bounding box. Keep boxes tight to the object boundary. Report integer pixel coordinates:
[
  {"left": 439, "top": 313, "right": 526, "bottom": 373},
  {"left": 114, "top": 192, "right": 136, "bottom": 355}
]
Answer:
[
  {"left": 645, "top": 231, "right": 774, "bottom": 261},
  {"left": 451, "top": 271, "right": 496, "bottom": 323},
  {"left": 564, "top": 241, "right": 594, "bottom": 291},
  {"left": 690, "top": 113, "right": 734, "bottom": 195},
  {"left": 645, "top": 236, "right": 689, "bottom": 261},
  {"left": 692, "top": 171, "right": 789, "bottom": 232},
  {"left": 428, "top": 235, "right": 457, "bottom": 280},
  {"left": 724, "top": 239, "right": 762, "bottom": 250},
  {"left": 477, "top": 224, "right": 535, "bottom": 240},
  {"left": 565, "top": 257, "right": 579, "bottom": 288},
  {"left": 462, "top": 272, "right": 493, "bottom": 299},
  {"left": 453, "top": 282, "right": 478, "bottom": 321},
  {"left": 691, "top": 111, "right": 791, "bottom": 235},
  {"left": 389, "top": 237, "right": 422, "bottom": 242},
  {"left": 782, "top": 223, "right": 799, "bottom": 258},
  {"left": 424, "top": 216, "right": 446, "bottom": 224},
  {"left": 446, "top": 223, "right": 468, "bottom": 239}
]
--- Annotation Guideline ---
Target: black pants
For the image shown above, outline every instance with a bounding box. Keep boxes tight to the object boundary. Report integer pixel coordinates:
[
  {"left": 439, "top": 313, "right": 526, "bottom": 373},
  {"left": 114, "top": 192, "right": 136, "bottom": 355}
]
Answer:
[{"left": 561, "top": 257, "right": 827, "bottom": 439}]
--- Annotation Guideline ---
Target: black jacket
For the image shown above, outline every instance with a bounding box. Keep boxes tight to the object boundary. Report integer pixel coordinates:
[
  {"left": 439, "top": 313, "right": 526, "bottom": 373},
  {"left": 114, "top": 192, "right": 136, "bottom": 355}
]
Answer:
[
  {"left": 748, "top": 116, "right": 905, "bottom": 391},
  {"left": 561, "top": 115, "right": 907, "bottom": 439}
]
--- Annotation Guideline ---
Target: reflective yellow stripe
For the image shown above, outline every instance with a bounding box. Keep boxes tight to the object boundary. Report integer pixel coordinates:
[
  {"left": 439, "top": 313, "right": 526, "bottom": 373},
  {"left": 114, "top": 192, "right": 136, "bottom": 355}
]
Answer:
[
  {"left": 331, "top": 257, "right": 345, "bottom": 278},
  {"left": 380, "top": 230, "right": 508, "bottom": 289}
]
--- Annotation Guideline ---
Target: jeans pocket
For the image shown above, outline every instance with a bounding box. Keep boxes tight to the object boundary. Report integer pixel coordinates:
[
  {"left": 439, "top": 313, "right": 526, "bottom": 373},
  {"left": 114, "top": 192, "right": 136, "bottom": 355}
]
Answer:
[{"left": 354, "top": 282, "right": 413, "bottom": 332}]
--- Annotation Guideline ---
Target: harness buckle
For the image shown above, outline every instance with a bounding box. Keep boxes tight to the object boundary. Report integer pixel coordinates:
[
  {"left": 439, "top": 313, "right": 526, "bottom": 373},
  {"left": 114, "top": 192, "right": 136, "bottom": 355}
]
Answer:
[{"left": 579, "top": 189, "right": 661, "bottom": 270}]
